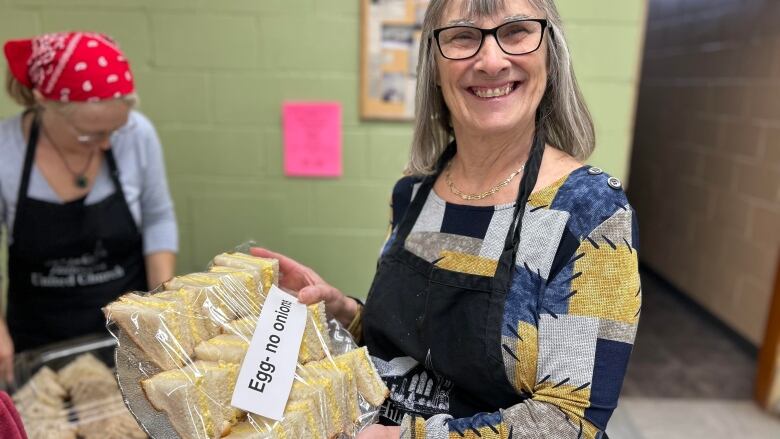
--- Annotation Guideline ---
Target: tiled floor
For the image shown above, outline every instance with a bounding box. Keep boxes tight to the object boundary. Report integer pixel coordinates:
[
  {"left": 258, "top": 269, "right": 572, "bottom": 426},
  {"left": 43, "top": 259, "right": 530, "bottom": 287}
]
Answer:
[
  {"left": 621, "top": 268, "right": 757, "bottom": 399},
  {"left": 608, "top": 398, "right": 780, "bottom": 438},
  {"left": 605, "top": 268, "right": 780, "bottom": 438}
]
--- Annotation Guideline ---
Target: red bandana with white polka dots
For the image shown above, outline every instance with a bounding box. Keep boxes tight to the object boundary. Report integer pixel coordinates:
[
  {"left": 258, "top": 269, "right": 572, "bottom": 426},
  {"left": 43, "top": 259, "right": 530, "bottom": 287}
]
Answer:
[{"left": 3, "top": 31, "right": 135, "bottom": 102}]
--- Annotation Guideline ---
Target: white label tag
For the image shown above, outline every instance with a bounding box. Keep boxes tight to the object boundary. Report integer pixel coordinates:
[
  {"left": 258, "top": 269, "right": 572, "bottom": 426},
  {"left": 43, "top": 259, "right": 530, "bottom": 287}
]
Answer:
[{"left": 230, "top": 285, "right": 307, "bottom": 420}]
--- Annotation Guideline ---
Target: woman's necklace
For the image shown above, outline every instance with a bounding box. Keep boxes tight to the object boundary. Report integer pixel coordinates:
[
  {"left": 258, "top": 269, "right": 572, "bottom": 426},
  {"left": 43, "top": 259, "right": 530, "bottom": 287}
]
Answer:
[
  {"left": 41, "top": 125, "right": 95, "bottom": 189},
  {"left": 445, "top": 161, "right": 525, "bottom": 201}
]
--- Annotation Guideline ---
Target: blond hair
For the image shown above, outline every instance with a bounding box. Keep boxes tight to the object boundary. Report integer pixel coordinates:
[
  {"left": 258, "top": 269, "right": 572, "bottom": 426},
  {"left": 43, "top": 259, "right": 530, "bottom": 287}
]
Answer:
[
  {"left": 5, "top": 68, "right": 35, "bottom": 108},
  {"left": 407, "top": 0, "right": 595, "bottom": 175}
]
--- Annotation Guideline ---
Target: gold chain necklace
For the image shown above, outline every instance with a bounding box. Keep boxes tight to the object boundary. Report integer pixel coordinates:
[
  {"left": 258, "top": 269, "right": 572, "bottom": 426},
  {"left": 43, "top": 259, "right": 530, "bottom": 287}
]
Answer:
[
  {"left": 445, "top": 162, "right": 525, "bottom": 201},
  {"left": 41, "top": 124, "right": 96, "bottom": 189}
]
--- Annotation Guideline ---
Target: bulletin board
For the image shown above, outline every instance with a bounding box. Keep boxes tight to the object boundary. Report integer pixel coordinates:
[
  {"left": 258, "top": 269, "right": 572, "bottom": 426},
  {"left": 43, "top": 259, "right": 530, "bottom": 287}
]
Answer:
[{"left": 360, "top": 0, "right": 430, "bottom": 121}]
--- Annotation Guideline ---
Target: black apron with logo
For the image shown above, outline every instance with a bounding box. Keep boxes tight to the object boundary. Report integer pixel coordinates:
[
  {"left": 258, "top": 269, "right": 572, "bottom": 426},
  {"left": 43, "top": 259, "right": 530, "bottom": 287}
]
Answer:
[
  {"left": 364, "top": 129, "right": 546, "bottom": 424},
  {"left": 7, "top": 114, "right": 147, "bottom": 352}
]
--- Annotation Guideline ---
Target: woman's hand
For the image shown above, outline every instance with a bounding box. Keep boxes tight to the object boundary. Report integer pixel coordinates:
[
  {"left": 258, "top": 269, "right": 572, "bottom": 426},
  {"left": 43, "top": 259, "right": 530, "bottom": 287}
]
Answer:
[
  {"left": 0, "top": 319, "right": 14, "bottom": 385},
  {"left": 250, "top": 247, "right": 359, "bottom": 327},
  {"left": 356, "top": 425, "right": 401, "bottom": 438}
]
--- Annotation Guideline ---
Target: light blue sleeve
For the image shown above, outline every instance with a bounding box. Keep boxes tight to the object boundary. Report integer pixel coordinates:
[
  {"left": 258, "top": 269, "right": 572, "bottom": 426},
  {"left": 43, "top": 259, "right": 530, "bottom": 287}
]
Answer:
[
  {"left": 134, "top": 112, "right": 179, "bottom": 255},
  {"left": 1, "top": 173, "right": 6, "bottom": 297}
]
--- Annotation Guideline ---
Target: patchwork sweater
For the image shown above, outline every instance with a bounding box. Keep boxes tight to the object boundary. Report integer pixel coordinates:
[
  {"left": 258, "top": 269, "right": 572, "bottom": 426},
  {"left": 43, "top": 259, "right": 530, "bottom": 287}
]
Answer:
[{"left": 379, "top": 166, "right": 640, "bottom": 439}]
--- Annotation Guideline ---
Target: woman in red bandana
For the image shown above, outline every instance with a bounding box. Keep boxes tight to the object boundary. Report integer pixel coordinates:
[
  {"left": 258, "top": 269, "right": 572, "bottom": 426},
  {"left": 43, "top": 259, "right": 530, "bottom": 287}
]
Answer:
[{"left": 0, "top": 32, "right": 178, "bottom": 383}]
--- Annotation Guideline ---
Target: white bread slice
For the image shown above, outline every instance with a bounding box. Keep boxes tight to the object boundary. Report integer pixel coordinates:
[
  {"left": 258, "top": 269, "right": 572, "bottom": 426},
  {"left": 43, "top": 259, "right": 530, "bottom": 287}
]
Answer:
[
  {"left": 13, "top": 366, "right": 77, "bottom": 439},
  {"left": 293, "top": 364, "right": 348, "bottom": 438},
  {"left": 105, "top": 293, "right": 196, "bottom": 370},
  {"left": 208, "top": 265, "right": 263, "bottom": 296},
  {"left": 300, "top": 356, "right": 363, "bottom": 435},
  {"left": 170, "top": 271, "right": 264, "bottom": 321},
  {"left": 221, "top": 421, "right": 267, "bottom": 439},
  {"left": 299, "top": 302, "right": 331, "bottom": 364},
  {"left": 226, "top": 408, "right": 312, "bottom": 439},
  {"left": 156, "top": 288, "right": 221, "bottom": 343},
  {"left": 194, "top": 334, "right": 249, "bottom": 364},
  {"left": 165, "top": 272, "right": 261, "bottom": 320},
  {"left": 212, "top": 253, "right": 278, "bottom": 296},
  {"left": 332, "top": 347, "right": 389, "bottom": 406},
  {"left": 220, "top": 303, "right": 329, "bottom": 364},
  {"left": 13, "top": 366, "right": 66, "bottom": 409},
  {"left": 287, "top": 379, "right": 329, "bottom": 438},
  {"left": 220, "top": 317, "right": 256, "bottom": 340},
  {"left": 141, "top": 361, "right": 241, "bottom": 439},
  {"left": 58, "top": 353, "right": 113, "bottom": 390}
]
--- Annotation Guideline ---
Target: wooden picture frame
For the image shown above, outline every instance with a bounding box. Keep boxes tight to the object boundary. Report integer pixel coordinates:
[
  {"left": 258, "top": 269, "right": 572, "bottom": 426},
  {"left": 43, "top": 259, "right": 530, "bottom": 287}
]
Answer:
[{"left": 360, "top": 0, "right": 430, "bottom": 121}]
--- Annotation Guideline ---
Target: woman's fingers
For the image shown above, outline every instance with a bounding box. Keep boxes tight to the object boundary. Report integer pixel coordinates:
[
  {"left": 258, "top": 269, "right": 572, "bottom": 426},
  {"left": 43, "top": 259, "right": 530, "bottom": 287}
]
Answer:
[
  {"left": 250, "top": 247, "right": 307, "bottom": 277},
  {"left": 250, "top": 247, "right": 286, "bottom": 262},
  {"left": 250, "top": 247, "right": 307, "bottom": 289},
  {"left": 298, "top": 284, "right": 342, "bottom": 305},
  {"left": 356, "top": 425, "right": 400, "bottom": 438},
  {"left": 298, "top": 285, "right": 327, "bottom": 305}
]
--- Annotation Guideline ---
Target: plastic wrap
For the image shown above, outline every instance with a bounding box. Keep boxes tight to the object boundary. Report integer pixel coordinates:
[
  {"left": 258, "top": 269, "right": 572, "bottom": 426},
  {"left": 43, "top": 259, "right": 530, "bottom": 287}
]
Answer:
[
  {"left": 10, "top": 335, "right": 148, "bottom": 439},
  {"left": 105, "top": 251, "right": 389, "bottom": 439}
]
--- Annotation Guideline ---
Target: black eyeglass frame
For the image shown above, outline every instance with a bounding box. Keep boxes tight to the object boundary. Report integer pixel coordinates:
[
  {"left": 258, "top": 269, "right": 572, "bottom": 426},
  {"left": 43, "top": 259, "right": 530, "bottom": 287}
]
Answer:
[{"left": 431, "top": 18, "right": 549, "bottom": 60}]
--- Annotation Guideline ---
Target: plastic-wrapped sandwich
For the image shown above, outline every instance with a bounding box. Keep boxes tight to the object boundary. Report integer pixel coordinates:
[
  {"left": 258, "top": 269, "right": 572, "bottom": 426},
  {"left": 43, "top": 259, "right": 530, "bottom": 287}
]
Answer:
[
  {"left": 13, "top": 366, "right": 76, "bottom": 439},
  {"left": 13, "top": 353, "right": 147, "bottom": 439},
  {"left": 105, "top": 290, "right": 216, "bottom": 370},
  {"left": 106, "top": 251, "right": 389, "bottom": 439},
  {"left": 217, "top": 302, "right": 333, "bottom": 363},
  {"left": 57, "top": 354, "right": 147, "bottom": 439},
  {"left": 151, "top": 347, "right": 388, "bottom": 439},
  {"left": 211, "top": 252, "right": 279, "bottom": 296},
  {"left": 141, "top": 361, "right": 242, "bottom": 439}
]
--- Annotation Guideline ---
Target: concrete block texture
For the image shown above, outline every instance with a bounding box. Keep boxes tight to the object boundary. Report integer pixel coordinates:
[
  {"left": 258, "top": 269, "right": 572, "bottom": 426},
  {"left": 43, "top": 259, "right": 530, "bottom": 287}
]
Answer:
[
  {"left": 151, "top": 14, "right": 258, "bottom": 69},
  {"left": 629, "top": 0, "right": 780, "bottom": 344}
]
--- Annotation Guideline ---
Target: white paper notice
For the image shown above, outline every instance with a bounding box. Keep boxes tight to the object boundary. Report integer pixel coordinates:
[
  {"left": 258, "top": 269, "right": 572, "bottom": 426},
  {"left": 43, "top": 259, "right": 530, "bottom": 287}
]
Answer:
[{"left": 230, "top": 285, "right": 307, "bottom": 420}]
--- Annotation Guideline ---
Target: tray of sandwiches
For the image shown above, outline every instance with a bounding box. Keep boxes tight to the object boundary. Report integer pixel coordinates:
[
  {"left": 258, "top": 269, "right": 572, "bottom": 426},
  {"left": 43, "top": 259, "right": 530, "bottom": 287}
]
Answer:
[
  {"left": 11, "top": 334, "right": 148, "bottom": 439},
  {"left": 105, "top": 251, "right": 389, "bottom": 439}
]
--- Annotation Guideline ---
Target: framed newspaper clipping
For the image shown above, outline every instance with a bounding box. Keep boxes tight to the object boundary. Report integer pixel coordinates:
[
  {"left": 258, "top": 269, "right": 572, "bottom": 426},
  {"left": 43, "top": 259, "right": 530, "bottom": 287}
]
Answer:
[{"left": 360, "top": 0, "right": 430, "bottom": 121}]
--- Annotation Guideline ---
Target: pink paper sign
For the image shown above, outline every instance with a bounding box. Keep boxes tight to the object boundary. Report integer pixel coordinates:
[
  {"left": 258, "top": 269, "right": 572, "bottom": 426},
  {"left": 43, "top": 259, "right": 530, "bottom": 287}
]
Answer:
[{"left": 283, "top": 101, "right": 342, "bottom": 177}]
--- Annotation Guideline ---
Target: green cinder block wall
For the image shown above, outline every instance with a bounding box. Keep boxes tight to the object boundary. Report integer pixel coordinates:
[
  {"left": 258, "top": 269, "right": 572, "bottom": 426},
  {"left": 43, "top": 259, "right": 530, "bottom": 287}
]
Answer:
[{"left": 0, "top": 0, "right": 647, "bottom": 300}]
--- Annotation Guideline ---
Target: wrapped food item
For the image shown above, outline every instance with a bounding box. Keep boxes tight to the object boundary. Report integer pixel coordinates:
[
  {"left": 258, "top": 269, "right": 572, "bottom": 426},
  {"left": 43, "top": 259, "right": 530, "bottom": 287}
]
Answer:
[
  {"left": 13, "top": 366, "right": 76, "bottom": 439},
  {"left": 141, "top": 361, "right": 242, "bottom": 439},
  {"left": 108, "top": 251, "right": 389, "bottom": 439},
  {"left": 332, "top": 347, "right": 389, "bottom": 406},
  {"left": 165, "top": 270, "right": 264, "bottom": 319},
  {"left": 104, "top": 292, "right": 200, "bottom": 370},
  {"left": 58, "top": 354, "right": 146, "bottom": 439},
  {"left": 194, "top": 334, "right": 249, "bottom": 364},
  {"left": 211, "top": 252, "right": 278, "bottom": 295},
  {"left": 12, "top": 353, "right": 147, "bottom": 439},
  {"left": 219, "top": 302, "right": 332, "bottom": 363}
]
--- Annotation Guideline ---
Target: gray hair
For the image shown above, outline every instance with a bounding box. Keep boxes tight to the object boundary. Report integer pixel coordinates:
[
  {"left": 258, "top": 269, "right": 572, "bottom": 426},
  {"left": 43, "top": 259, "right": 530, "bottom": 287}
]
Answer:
[{"left": 407, "top": 0, "right": 595, "bottom": 175}]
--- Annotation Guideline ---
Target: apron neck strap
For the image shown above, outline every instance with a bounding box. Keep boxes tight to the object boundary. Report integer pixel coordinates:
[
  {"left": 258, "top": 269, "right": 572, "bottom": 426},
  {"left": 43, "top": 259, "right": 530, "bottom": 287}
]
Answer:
[
  {"left": 391, "top": 141, "right": 456, "bottom": 245},
  {"left": 18, "top": 111, "right": 41, "bottom": 201},
  {"left": 16, "top": 110, "right": 126, "bottom": 214},
  {"left": 492, "top": 124, "right": 546, "bottom": 289}
]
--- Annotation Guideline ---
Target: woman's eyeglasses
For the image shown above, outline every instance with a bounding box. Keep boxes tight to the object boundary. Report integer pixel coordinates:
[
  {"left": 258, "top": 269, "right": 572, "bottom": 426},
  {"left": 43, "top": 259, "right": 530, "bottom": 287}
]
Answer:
[{"left": 432, "top": 19, "right": 548, "bottom": 60}]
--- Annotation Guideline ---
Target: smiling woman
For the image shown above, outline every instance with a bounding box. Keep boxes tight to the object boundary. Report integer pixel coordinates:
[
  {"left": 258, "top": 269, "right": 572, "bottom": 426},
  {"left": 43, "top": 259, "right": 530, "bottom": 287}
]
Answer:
[
  {"left": 254, "top": 1, "right": 639, "bottom": 438},
  {"left": 0, "top": 31, "right": 178, "bottom": 384}
]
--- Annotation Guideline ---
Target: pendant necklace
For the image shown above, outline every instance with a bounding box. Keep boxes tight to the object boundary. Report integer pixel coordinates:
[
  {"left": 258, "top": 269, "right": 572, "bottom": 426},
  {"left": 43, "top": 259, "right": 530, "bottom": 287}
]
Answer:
[{"left": 41, "top": 124, "right": 96, "bottom": 189}]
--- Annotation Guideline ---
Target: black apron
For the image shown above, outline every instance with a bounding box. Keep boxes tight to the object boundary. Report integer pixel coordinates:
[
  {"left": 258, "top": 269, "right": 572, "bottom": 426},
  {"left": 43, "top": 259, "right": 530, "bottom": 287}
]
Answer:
[
  {"left": 364, "top": 129, "right": 546, "bottom": 424},
  {"left": 7, "top": 113, "right": 147, "bottom": 352}
]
